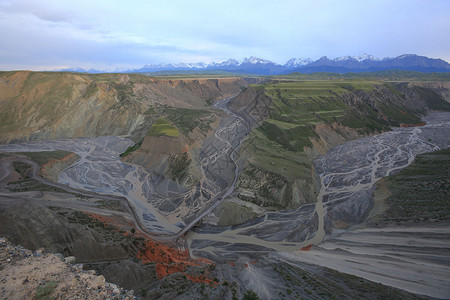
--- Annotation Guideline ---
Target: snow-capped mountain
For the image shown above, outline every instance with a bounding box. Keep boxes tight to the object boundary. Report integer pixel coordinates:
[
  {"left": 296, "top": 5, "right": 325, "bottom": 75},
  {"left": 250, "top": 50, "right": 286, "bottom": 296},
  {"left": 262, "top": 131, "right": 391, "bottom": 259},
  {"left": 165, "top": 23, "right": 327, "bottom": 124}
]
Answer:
[
  {"left": 59, "top": 54, "right": 450, "bottom": 75},
  {"left": 209, "top": 59, "right": 240, "bottom": 68},
  {"left": 134, "top": 56, "right": 284, "bottom": 74},
  {"left": 136, "top": 62, "right": 209, "bottom": 72},
  {"left": 291, "top": 54, "right": 450, "bottom": 73},
  {"left": 331, "top": 54, "right": 381, "bottom": 62},
  {"left": 284, "top": 58, "right": 313, "bottom": 68},
  {"left": 353, "top": 54, "right": 380, "bottom": 62},
  {"left": 241, "top": 56, "right": 274, "bottom": 65}
]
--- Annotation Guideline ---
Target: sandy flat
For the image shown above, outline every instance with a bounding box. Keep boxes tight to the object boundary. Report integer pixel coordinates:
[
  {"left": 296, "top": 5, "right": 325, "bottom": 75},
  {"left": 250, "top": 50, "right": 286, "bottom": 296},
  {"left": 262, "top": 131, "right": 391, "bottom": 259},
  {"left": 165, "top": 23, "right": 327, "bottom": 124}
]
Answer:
[{"left": 285, "top": 224, "right": 450, "bottom": 298}]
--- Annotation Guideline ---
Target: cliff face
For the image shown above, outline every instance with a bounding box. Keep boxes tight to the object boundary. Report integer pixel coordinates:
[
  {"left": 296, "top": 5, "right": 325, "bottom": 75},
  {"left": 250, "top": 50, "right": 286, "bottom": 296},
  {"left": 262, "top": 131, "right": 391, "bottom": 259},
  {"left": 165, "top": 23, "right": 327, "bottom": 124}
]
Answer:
[
  {"left": 0, "top": 71, "right": 246, "bottom": 143},
  {"left": 158, "top": 77, "right": 247, "bottom": 104},
  {"left": 411, "top": 82, "right": 450, "bottom": 102},
  {"left": 227, "top": 86, "right": 272, "bottom": 127},
  {"left": 228, "top": 82, "right": 450, "bottom": 211}
]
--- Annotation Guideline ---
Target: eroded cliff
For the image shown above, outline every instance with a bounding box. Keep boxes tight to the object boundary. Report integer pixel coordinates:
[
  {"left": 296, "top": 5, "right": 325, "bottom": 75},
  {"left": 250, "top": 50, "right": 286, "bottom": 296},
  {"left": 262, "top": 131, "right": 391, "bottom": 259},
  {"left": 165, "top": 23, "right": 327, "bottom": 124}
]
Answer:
[
  {"left": 227, "top": 81, "right": 450, "bottom": 216},
  {"left": 0, "top": 71, "right": 246, "bottom": 143}
]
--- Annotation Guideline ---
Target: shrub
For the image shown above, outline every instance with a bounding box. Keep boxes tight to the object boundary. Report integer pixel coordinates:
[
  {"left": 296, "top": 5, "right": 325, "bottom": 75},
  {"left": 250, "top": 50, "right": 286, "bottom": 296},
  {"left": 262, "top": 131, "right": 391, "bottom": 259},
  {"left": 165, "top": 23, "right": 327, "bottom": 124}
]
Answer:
[
  {"left": 35, "top": 281, "right": 58, "bottom": 299},
  {"left": 242, "top": 289, "right": 260, "bottom": 300}
]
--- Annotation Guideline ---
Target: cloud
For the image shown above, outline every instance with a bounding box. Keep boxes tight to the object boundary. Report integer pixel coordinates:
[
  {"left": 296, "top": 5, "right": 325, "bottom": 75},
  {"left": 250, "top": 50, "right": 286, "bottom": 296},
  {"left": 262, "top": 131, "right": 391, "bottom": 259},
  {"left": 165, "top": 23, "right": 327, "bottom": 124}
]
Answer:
[
  {"left": 1, "top": 0, "right": 74, "bottom": 23},
  {"left": 0, "top": 0, "right": 449, "bottom": 70}
]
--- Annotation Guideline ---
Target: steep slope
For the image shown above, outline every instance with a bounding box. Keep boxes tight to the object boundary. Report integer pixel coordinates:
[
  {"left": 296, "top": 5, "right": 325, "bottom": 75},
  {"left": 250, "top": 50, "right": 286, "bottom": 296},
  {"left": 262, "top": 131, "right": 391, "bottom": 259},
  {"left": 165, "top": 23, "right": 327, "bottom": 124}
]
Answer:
[
  {"left": 121, "top": 113, "right": 216, "bottom": 188},
  {"left": 228, "top": 80, "right": 450, "bottom": 213},
  {"left": 0, "top": 71, "right": 246, "bottom": 143},
  {"left": 372, "top": 148, "right": 450, "bottom": 225}
]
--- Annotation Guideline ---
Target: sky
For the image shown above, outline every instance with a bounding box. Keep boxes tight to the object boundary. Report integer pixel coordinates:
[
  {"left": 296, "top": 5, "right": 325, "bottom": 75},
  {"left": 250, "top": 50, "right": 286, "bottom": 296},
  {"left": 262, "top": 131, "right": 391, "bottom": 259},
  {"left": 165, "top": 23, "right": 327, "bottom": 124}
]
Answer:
[{"left": 1, "top": 0, "right": 449, "bottom": 71}]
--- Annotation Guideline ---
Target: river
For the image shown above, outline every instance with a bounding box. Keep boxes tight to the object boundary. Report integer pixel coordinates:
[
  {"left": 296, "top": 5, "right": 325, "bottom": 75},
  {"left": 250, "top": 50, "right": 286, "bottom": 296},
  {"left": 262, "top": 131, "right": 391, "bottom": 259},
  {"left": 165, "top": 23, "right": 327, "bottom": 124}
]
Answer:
[
  {"left": 187, "top": 112, "right": 450, "bottom": 259},
  {"left": 0, "top": 105, "right": 448, "bottom": 256}
]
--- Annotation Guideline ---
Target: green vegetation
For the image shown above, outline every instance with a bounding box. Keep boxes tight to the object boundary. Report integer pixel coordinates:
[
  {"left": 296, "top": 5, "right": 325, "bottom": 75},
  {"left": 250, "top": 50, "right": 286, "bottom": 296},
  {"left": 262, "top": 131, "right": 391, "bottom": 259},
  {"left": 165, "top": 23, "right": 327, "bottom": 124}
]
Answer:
[
  {"left": 381, "top": 148, "right": 450, "bottom": 224},
  {"left": 146, "top": 117, "right": 180, "bottom": 138},
  {"left": 95, "top": 199, "right": 123, "bottom": 211},
  {"left": 260, "top": 80, "right": 393, "bottom": 135},
  {"left": 242, "top": 290, "right": 260, "bottom": 300},
  {"left": 3, "top": 156, "right": 82, "bottom": 196},
  {"left": 35, "top": 280, "right": 58, "bottom": 299},
  {"left": 162, "top": 106, "right": 216, "bottom": 135},
  {"left": 8, "top": 161, "right": 71, "bottom": 194},
  {"left": 136, "top": 70, "right": 245, "bottom": 78},
  {"left": 237, "top": 77, "right": 449, "bottom": 208},
  {"left": 15, "top": 150, "right": 74, "bottom": 166},
  {"left": 113, "top": 82, "right": 134, "bottom": 101},
  {"left": 119, "top": 139, "right": 143, "bottom": 157},
  {"left": 168, "top": 152, "right": 191, "bottom": 181},
  {"left": 273, "top": 262, "right": 424, "bottom": 299},
  {"left": 268, "top": 70, "right": 450, "bottom": 82}
]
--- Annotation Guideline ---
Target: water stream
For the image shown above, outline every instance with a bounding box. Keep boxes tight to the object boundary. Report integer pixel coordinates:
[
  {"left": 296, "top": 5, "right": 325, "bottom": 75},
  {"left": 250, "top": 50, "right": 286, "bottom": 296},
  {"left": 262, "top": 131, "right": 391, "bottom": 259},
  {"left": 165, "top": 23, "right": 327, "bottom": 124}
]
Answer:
[
  {"left": 0, "top": 103, "right": 448, "bottom": 256},
  {"left": 187, "top": 112, "right": 450, "bottom": 258}
]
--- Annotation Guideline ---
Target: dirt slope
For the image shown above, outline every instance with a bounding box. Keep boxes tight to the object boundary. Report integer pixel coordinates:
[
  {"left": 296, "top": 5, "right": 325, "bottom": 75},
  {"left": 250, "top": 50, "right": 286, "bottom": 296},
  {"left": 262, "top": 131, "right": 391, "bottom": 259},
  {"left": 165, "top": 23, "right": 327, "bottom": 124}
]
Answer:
[{"left": 0, "top": 71, "right": 246, "bottom": 143}]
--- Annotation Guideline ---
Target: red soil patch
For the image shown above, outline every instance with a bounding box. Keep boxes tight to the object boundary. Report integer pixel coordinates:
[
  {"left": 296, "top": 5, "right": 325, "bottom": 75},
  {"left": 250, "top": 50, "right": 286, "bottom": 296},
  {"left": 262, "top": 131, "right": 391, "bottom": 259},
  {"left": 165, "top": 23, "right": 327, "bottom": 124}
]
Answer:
[
  {"left": 85, "top": 212, "right": 214, "bottom": 284},
  {"left": 84, "top": 212, "right": 134, "bottom": 232},
  {"left": 400, "top": 122, "right": 426, "bottom": 128},
  {"left": 300, "top": 244, "right": 312, "bottom": 251},
  {"left": 41, "top": 153, "right": 76, "bottom": 169}
]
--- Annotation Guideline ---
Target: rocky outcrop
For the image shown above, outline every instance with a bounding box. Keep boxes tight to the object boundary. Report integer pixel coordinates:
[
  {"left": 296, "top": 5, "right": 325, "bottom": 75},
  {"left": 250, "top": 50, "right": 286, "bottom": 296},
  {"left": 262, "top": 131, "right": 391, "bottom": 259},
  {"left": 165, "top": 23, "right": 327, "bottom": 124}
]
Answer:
[{"left": 0, "top": 237, "right": 134, "bottom": 299}]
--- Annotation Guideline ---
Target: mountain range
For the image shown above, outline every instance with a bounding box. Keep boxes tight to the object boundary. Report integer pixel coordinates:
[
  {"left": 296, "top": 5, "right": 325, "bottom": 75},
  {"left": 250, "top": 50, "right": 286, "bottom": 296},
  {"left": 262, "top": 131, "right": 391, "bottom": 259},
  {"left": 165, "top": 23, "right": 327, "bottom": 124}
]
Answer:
[{"left": 60, "top": 54, "right": 450, "bottom": 75}]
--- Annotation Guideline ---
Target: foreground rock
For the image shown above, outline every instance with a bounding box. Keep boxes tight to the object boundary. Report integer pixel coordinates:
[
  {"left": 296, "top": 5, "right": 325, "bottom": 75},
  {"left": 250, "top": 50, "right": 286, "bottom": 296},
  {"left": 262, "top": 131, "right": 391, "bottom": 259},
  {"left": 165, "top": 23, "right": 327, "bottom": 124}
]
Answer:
[{"left": 0, "top": 237, "right": 134, "bottom": 299}]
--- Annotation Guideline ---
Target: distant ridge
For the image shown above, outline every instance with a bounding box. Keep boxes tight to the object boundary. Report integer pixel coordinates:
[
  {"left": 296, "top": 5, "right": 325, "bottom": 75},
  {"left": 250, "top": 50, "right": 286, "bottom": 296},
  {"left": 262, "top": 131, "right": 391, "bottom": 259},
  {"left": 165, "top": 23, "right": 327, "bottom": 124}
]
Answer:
[{"left": 58, "top": 54, "right": 450, "bottom": 75}]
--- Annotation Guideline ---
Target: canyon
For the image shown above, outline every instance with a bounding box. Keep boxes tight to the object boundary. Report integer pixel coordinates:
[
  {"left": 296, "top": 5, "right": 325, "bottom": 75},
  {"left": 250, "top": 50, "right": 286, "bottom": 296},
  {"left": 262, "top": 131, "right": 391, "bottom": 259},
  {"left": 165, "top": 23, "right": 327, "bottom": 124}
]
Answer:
[{"left": 0, "top": 71, "right": 449, "bottom": 299}]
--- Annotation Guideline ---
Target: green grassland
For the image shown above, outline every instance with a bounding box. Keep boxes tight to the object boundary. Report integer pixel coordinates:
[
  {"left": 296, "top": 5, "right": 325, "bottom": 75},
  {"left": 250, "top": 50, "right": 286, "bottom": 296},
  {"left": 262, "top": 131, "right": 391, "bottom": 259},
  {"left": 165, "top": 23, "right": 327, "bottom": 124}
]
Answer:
[
  {"left": 146, "top": 117, "right": 180, "bottom": 138},
  {"left": 247, "top": 80, "right": 393, "bottom": 163},
  {"left": 18, "top": 151, "right": 74, "bottom": 166},
  {"left": 1, "top": 151, "right": 81, "bottom": 194},
  {"left": 120, "top": 106, "right": 218, "bottom": 156},
  {"left": 138, "top": 70, "right": 244, "bottom": 78},
  {"left": 0, "top": 151, "right": 75, "bottom": 166},
  {"left": 245, "top": 129, "right": 312, "bottom": 180},
  {"left": 162, "top": 106, "right": 217, "bottom": 135},
  {"left": 119, "top": 139, "right": 143, "bottom": 157},
  {"left": 268, "top": 70, "right": 450, "bottom": 82},
  {"left": 237, "top": 78, "right": 450, "bottom": 207},
  {"left": 380, "top": 148, "right": 450, "bottom": 224}
]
